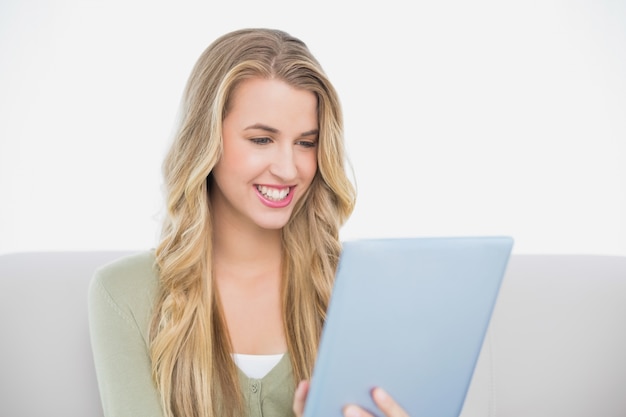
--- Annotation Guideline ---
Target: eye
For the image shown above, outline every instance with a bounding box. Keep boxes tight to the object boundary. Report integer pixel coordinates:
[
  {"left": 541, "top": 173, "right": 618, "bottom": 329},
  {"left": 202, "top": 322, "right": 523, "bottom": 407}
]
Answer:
[
  {"left": 250, "top": 137, "right": 272, "bottom": 145},
  {"left": 296, "top": 140, "right": 317, "bottom": 149}
]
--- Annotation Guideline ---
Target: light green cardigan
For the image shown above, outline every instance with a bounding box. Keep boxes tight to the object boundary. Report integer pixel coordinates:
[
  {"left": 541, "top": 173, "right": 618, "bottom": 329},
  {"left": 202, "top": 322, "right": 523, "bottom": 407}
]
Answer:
[{"left": 88, "top": 251, "right": 296, "bottom": 417}]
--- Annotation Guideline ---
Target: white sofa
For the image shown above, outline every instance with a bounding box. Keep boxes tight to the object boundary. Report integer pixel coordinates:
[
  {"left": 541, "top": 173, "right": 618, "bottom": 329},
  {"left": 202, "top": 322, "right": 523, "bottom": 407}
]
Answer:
[{"left": 1, "top": 251, "right": 625, "bottom": 416}]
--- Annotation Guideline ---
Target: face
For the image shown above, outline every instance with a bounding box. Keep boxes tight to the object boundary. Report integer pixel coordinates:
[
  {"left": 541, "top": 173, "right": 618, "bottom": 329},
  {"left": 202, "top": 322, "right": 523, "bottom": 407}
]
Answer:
[{"left": 210, "top": 77, "right": 319, "bottom": 232}]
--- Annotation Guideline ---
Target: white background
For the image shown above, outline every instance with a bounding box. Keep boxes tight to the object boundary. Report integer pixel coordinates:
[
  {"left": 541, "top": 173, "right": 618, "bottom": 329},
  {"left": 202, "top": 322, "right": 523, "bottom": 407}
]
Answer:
[{"left": 1, "top": 0, "right": 625, "bottom": 256}]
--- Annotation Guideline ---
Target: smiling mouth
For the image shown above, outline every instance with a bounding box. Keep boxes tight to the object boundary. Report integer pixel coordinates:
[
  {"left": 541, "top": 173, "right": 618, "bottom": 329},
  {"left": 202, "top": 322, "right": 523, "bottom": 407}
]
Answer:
[{"left": 256, "top": 185, "right": 291, "bottom": 201}]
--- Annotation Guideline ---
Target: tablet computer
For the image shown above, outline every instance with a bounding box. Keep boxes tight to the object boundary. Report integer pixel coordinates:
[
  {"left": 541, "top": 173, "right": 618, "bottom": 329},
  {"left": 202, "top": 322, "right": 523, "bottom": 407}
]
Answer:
[{"left": 303, "top": 236, "right": 514, "bottom": 417}]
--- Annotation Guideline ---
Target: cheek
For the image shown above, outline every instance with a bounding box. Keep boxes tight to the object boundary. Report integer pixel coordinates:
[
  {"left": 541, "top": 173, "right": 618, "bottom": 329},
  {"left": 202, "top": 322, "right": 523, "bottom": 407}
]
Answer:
[
  {"left": 301, "top": 153, "right": 318, "bottom": 183},
  {"left": 220, "top": 142, "right": 261, "bottom": 175}
]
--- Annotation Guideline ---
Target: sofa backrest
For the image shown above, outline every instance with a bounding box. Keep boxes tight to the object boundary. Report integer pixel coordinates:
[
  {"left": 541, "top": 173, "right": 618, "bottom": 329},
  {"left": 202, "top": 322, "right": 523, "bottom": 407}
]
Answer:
[
  {"left": 1, "top": 251, "right": 625, "bottom": 417},
  {"left": 461, "top": 254, "right": 626, "bottom": 417},
  {"left": 0, "top": 251, "right": 133, "bottom": 417}
]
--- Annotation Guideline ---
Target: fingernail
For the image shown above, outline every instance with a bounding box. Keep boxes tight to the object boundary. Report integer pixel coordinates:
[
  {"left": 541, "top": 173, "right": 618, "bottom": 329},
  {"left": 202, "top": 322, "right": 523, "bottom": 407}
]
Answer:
[
  {"left": 344, "top": 405, "right": 362, "bottom": 417},
  {"left": 373, "top": 388, "right": 391, "bottom": 406}
]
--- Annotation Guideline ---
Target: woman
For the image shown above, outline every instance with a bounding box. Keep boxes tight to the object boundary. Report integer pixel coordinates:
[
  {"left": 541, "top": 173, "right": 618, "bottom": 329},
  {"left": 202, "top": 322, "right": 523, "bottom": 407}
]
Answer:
[{"left": 89, "top": 28, "right": 409, "bottom": 417}]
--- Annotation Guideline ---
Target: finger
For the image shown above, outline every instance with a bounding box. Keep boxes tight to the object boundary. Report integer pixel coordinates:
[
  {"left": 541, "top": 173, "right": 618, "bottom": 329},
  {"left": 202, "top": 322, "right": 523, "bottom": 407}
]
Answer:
[
  {"left": 292, "top": 380, "right": 310, "bottom": 417},
  {"left": 372, "top": 388, "right": 409, "bottom": 417},
  {"left": 343, "top": 404, "right": 375, "bottom": 417}
]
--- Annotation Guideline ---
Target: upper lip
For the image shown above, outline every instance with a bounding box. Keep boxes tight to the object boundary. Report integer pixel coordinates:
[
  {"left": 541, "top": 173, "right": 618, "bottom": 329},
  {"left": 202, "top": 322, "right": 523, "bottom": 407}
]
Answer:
[{"left": 256, "top": 184, "right": 294, "bottom": 190}]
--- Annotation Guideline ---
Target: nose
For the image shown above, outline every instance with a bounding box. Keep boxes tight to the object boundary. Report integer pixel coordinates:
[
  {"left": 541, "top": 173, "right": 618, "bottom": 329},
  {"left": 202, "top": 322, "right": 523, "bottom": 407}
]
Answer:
[{"left": 269, "top": 144, "right": 298, "bottom": 181}]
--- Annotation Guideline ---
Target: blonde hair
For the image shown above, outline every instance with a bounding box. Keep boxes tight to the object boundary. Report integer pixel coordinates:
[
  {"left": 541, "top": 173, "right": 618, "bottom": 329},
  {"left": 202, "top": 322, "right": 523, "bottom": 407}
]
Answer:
[{"left": 150, "top": 28, "right": 356, "bottom": 417}]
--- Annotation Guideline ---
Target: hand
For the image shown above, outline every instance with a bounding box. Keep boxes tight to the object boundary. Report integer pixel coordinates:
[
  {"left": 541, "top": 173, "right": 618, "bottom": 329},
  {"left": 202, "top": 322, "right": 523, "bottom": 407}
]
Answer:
[
  {"left": 292, "top": 381, "right": 410, "bottom": 417},
  {"left": 343, "top": 388, "right": 410, "bottom": 417}
]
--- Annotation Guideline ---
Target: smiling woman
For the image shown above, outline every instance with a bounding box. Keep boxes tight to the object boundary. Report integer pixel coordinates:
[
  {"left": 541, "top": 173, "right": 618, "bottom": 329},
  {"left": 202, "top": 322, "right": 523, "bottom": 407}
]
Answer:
[{"left": 87, "top": 28, "right": 410, "bottom": 417}]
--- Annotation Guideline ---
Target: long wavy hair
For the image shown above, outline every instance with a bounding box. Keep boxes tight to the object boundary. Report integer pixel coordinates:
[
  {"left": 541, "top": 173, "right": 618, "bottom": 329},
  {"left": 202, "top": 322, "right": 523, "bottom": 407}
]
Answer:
[{"left": 150, "top": 28, "right": 356, "bottom": 417}]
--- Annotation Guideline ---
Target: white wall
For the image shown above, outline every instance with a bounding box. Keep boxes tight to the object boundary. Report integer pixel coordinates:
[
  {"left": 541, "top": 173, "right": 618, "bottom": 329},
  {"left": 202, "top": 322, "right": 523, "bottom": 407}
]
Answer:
[{"left": 1, "top": 0, "right": 625, "bottom": 256}]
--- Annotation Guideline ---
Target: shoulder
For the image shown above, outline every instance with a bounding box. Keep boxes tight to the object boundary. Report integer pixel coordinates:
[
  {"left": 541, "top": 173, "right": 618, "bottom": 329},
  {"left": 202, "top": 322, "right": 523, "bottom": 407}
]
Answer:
[
  {"left": 89, "top": 250, "right": 160, "bottom": 326},
  {"left": 92, "top": 250, "right": 159, "bottom": 297}
]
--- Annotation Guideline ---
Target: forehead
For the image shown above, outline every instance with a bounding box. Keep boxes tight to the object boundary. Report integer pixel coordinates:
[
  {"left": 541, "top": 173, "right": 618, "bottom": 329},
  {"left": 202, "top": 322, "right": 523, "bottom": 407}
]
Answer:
[{"left": 225, "top": 77, "right": 318, "bottom": 131}]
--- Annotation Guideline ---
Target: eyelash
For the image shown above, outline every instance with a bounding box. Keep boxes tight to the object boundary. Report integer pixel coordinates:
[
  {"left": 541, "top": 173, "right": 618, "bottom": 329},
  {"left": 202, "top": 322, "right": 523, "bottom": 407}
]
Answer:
[
  {"left": 251, "top": 137, "right": 272, "bottom": 145},
  {"left": 250, "top": 138, "right": 317, "bottom": 148},
  {"left": 297, "top": 140, "right": 317, "bottom": 148}
]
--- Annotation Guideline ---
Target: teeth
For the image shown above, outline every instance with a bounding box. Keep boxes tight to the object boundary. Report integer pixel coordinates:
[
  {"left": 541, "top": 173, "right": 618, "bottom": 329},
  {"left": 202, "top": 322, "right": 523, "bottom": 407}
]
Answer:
[{"left": 257, "top": 185, "right": 290, "bottom": 201}]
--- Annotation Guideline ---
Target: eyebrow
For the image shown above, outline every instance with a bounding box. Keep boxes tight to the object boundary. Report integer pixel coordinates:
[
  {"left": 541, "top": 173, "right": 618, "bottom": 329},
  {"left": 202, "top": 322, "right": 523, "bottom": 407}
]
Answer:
[{"left": 244, "top": 123, "right": 319, "bottom": 137}]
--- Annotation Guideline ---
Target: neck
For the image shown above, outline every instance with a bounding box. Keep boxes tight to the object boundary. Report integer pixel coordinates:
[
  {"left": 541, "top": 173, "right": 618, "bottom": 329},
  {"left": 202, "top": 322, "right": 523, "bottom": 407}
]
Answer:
[{"left": 212, "top": 214, "right": 283, "bottom": 282}]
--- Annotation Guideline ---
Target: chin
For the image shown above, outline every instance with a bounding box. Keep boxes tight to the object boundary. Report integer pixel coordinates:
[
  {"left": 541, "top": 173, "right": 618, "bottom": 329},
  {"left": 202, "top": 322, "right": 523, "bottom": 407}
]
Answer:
[
  {"left": 257, "top": 221, "right": 290, "bottom": 230},
  {"left": 254, "top": 214, "right": 293, "bottom": 230}
]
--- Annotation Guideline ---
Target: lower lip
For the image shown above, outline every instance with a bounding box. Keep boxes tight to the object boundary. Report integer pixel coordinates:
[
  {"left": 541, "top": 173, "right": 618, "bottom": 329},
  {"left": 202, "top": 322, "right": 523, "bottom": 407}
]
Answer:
[{"left": 255, "top": 186, "right": 295, "bottom": 208}]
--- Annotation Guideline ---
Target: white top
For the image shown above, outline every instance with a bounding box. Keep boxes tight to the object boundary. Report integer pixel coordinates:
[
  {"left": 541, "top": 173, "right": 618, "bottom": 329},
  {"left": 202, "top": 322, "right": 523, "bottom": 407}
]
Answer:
[{"left": 233, "top": 353, "right": 285, "bottom": 379}]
